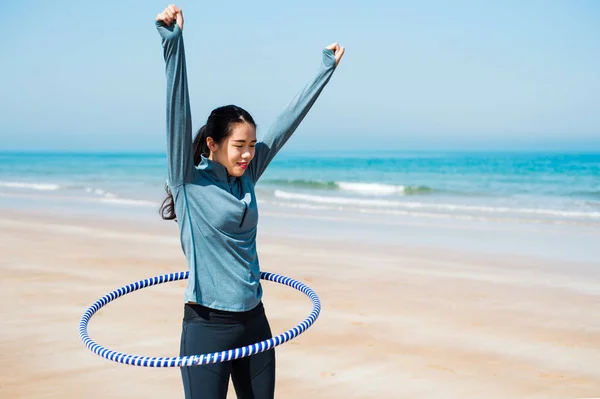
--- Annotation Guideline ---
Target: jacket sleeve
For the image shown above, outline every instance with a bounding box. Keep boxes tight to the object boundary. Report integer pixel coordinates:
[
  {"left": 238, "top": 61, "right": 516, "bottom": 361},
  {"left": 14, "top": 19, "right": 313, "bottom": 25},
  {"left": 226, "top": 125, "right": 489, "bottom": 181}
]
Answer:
[
  {"left": 247, "top": 48, "right": 337, "bottom": 184},
  {"left": 157, "top": 21, "right": 195, "bottom": 186}
]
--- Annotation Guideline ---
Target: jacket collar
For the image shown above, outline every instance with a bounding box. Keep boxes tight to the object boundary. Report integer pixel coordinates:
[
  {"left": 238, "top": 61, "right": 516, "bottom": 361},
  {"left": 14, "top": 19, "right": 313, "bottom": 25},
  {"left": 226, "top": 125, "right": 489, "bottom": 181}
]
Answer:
[{"left": 198, "top": 154, "right": 236, "bottom": 184}]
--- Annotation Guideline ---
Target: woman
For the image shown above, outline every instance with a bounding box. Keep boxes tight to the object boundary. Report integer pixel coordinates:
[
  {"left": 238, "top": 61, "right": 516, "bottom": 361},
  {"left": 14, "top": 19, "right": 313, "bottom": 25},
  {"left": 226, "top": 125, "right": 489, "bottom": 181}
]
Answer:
[{"left": 155, "top": 4, "right": 344, "bottom": 398}]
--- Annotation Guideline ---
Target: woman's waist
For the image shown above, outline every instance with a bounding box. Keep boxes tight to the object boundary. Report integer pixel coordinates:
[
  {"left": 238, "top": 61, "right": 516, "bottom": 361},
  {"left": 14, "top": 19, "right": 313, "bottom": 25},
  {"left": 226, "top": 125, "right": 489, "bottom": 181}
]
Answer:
[{"left": 183, "top": 300, "right": 265, "bottom": 322}]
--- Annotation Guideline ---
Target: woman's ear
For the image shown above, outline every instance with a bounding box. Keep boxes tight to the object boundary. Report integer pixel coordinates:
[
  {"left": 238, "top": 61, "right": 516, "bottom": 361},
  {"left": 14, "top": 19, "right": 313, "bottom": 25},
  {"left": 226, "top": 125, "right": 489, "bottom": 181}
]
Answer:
[{"left": 206, "top": 137, "right": 218, "bottom": 153}]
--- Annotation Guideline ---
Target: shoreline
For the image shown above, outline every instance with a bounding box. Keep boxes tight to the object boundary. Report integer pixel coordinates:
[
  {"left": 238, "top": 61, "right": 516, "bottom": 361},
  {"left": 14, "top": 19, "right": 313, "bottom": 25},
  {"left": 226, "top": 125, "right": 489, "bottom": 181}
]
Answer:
[{"left": 2, "top": 190, "right": 600, "bottom": 264}]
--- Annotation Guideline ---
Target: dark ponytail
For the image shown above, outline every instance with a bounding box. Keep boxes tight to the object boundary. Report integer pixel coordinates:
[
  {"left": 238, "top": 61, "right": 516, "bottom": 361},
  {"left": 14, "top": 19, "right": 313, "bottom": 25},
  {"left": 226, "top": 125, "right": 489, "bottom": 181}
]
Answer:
[
  {"left": 160, "top": 105, "right": 256, "bottom": 221},
  {"left": 192, "top": 125, "right": 209, "bottom": 165}
]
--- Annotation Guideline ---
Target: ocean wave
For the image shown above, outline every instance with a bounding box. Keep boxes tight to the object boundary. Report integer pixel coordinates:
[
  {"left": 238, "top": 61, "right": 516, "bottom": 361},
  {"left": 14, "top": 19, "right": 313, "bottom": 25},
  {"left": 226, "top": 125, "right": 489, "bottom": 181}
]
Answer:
[
  {"left": 85, "top": 187, "right": 118, "bottom": 198},
  {"left": 0, "top": 181, "right": 61, "bottom": 191},
  {"left": 263, "top": 200, "right": 600, "bottom": 227},
  {"left": 0, "top": 181, "right": 122, "bottom": 199},
  {"left": 274, "top": 190, "right": 403, "bottom": 207},
  {"left": 262, "top": 179, "right": 433, "bottom": 195},
  {"left": 273, "top": 190, "right": 600, "bottom": 220},
  {"left": 84, "top": 186, "right": 154, "bottom": 207},
  {"left": 0, "top": 180, "right": 127, "bottom": 199},
  {"left": 337, "top": 182, "right": 432, "bottom": 195},
  {"left": 99, "top": 197, "right": 158, "bottom": 207},
  {"left": 0, "top": 180, "right": 158, "bottom": 208},
  {"left": 262, "top": 179, "right": 338, "bottom": 190}
]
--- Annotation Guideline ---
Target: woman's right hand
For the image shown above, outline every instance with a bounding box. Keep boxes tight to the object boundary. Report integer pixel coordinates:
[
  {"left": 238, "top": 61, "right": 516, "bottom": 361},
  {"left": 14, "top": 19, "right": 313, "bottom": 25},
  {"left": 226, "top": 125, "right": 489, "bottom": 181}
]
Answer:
[{"left": 156, "top": 4, "right": 184, "bottom": 31}]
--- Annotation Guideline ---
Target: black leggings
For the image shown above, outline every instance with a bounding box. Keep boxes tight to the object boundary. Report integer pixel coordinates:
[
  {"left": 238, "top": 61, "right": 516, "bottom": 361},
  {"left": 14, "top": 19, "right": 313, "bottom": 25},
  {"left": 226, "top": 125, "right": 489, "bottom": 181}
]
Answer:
[{"left": 180, "top": 301, "right": 276, "bottom": 399}]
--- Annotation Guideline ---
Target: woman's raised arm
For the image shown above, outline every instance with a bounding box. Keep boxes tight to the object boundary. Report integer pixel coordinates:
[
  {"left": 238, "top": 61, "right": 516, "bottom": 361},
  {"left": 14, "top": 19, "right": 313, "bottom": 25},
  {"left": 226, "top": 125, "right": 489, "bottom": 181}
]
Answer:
[
  {"left": 156, "top": 5, "right": 195, "bottom": 187},
  {"left": 247, "top": 43, "right": 345, "bottom": 183}
]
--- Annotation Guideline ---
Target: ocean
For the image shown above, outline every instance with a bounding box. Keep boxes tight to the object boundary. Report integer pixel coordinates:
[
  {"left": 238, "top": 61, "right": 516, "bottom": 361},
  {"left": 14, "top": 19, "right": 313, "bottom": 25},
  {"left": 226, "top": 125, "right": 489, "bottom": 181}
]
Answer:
[{"left": 1, "top": 151, "right": 599, "bottom": 227}]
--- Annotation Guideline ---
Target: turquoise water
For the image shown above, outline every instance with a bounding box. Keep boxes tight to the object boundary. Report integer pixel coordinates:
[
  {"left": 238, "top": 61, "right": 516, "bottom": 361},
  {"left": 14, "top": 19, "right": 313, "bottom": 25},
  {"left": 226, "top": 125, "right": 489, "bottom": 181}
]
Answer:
[{"left": 1, "top": 151, "right": 599, "bottom": 225}]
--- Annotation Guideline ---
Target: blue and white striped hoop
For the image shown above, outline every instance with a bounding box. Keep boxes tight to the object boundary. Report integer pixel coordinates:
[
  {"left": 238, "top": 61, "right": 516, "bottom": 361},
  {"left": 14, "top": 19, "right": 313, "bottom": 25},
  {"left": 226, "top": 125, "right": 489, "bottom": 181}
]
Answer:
[{"left": 79, "top": 271, "right": 321, "bottom": 367}]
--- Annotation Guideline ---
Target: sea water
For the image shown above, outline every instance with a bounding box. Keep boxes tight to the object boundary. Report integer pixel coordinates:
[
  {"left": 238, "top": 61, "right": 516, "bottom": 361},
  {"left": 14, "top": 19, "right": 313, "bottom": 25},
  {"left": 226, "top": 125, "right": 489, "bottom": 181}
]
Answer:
[{"left": 2, "top": 151, "right": 598, "bottom": 227}]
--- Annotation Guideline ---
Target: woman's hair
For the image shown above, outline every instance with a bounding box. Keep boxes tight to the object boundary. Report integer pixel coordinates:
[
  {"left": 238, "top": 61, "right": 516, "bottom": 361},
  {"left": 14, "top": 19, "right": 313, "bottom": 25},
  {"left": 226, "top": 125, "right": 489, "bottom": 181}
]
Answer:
[{"left": 160, "top": 105, "right": 256, "bottom": 220}]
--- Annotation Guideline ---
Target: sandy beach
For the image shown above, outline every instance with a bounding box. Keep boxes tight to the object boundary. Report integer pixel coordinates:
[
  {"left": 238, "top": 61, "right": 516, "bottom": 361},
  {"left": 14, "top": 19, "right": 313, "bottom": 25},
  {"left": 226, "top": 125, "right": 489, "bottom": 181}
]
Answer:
[{"left": 1, "top": 206, "right": 599, "bottom": 399}]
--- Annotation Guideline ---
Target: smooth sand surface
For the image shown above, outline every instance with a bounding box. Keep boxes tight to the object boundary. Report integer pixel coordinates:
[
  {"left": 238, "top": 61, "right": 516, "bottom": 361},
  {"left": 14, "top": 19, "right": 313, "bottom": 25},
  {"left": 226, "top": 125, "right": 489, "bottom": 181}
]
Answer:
[{"left": 1, "top": 209, "right": 599, "bottom": 398}]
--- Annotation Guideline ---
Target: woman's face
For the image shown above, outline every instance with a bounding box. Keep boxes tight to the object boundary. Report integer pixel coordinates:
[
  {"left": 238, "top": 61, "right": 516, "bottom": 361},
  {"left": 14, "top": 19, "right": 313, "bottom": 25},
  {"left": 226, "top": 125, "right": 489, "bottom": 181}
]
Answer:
[{"left": 208, "top": 122, "right": 257, "bottom": 177}]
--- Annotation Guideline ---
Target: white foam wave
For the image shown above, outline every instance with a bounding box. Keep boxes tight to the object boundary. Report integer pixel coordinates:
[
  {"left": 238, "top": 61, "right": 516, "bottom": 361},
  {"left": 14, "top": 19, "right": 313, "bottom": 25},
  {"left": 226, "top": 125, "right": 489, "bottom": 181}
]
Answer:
[
  {"left": 274, "top": 190, "right": 401, "bottom": 207},
  {"left": 269, "top": 201, "right": 339, "bottom": 211},
  {"left": 86, "top": 186, "right": 155, "bottom": 207},
  {"left": 0, "top": 180, "right": 157, "bottom": 208},
  {"left": 273, "top": 190, "right": 600, "bottom": 219},
  {"left": 336, "top": 182, "right": 405, "bottom": 195},
  {"left": 0, "top": 181, "right": 61, "bottom": 191},
  {"left": 99, "top": 198, "right": 158, "bottom": 207},
  {"left": 85, "top": 187, "right": 118, "bottom": 198}
]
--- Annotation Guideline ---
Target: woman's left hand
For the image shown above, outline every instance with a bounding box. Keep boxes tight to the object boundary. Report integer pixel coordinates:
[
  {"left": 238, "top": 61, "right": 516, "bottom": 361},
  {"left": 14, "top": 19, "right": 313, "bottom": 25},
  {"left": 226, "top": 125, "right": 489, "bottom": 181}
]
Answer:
[
  {"left": 326, "top": 42, "right": 345, "bottom": 67},
  {"left": 157, "top": 4, "right": 184, "bottom": 31}
]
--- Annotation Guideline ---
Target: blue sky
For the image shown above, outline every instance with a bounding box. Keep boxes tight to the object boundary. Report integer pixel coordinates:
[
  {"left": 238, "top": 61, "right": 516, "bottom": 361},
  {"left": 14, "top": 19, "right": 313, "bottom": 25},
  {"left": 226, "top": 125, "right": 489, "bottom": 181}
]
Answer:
[{"left": 1, "top": 0, "right": 599, "bottom": 152}]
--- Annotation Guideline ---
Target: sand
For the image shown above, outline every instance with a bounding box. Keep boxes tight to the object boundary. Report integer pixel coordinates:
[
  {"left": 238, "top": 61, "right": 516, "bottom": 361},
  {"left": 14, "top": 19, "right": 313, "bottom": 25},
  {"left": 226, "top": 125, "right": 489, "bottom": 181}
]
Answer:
[{"left": 1, "top": 209, "right": 599, "bottom": 399}]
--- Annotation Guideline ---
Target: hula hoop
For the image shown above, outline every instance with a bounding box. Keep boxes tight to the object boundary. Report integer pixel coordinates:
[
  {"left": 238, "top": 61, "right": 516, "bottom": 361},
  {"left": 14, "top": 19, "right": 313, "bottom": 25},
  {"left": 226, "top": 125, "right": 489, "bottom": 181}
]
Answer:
[{"left": 79, "top": 271, "right": 321, "bottom": 367}]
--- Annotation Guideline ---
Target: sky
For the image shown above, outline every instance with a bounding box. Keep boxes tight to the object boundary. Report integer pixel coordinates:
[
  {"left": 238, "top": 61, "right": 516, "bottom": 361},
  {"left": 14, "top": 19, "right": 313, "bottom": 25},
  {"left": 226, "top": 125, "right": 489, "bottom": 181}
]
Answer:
[{"left": 1, "top": 0, "right": 599, "bottom": 152}]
